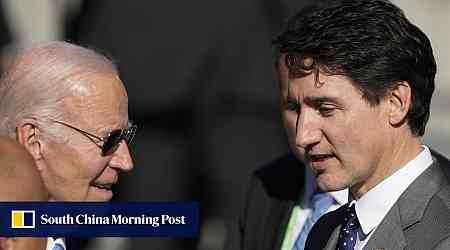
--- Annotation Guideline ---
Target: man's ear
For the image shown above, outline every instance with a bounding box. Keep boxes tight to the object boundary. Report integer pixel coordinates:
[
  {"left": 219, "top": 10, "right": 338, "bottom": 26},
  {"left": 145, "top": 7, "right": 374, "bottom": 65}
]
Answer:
[
  {"left": 388, "top": 81, "right": 411, "bottom": 126},
  {"left": 16, "top": 119, "right": 43, "bottom": 162}
]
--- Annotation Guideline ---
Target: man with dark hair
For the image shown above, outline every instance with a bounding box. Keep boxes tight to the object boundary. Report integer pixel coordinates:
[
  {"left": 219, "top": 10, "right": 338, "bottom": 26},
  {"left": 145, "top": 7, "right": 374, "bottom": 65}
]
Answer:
[{"left": 229, "top": 0, "right": 450, "bottom": 250}]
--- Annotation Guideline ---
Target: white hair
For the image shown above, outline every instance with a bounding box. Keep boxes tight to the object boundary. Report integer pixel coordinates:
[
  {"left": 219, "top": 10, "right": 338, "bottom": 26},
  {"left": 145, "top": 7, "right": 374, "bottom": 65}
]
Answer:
[{"left": 0, "top": 41, "right": 118, "bottom": 140}]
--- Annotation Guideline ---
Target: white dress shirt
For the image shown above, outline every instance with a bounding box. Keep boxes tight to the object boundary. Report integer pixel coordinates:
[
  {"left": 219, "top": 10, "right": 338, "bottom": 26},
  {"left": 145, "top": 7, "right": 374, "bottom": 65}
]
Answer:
[{"left": 353, "top": 145, "right": 433, "bottom": 249}]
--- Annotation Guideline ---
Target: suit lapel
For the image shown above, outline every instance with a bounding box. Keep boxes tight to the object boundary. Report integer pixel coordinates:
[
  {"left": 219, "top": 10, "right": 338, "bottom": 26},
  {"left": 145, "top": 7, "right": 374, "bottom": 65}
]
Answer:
[
  {"left": 250, "top": 154, "right": 305, "bottom": 250},
  {"left": 266, "top": 200, "right": 295, "bottom": 250},
  {"left": 363, "top": 204, "right": 406, "bottom": 250},
  {"left": 396, "top": 157, "right": 447, "bottom": 227},
  {"left": 364, "top": 157, "right": 448, "bottom": 250},
  {"left": 262, "top": 155, "right": 305, "bottom": 250}
]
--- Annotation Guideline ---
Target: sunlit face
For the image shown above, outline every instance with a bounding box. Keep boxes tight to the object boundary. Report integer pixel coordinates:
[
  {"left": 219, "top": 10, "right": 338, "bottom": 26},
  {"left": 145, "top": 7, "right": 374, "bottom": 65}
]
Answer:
[
  {"left": 277, "top": 56, "right": 393, "bottom": 192},
  {"left": 39, "top": 73, "right": 134, "bottom": 201}
]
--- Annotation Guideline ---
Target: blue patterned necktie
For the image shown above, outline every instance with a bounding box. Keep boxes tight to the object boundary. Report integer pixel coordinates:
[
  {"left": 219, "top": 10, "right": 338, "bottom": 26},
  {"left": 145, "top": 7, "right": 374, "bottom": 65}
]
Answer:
[
  {"left": 336, "top": 204, "right": 360, "bottom": 250},
  {"left": 52, "top": 242, "right": 65, "bottom": 250},
  {"left": 293, "top": 191, "right": 336, "bottom": 250}
]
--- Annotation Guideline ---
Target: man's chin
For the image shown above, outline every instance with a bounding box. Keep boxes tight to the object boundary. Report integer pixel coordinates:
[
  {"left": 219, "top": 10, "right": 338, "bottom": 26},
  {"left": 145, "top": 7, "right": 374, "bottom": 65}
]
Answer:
[{"left": 316, "top": 174, "right": 349, "bottom": 192}]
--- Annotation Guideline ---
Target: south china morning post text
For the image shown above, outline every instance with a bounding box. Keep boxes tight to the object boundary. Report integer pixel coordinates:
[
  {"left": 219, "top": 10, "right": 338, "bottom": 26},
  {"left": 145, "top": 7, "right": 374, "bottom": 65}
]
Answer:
[
  {"left": 40, "top": 213, "right": 186, "bottom": 227},
  {"left": 0, "top": 202, "right": 199, "bottom": 237}
]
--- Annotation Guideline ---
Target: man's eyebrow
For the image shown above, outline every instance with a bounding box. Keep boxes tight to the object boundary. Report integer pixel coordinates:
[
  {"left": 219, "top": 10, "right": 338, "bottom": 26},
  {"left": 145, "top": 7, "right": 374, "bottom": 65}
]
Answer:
[{"left": 304, "top": 96, "right": 342, "bottom": 105}]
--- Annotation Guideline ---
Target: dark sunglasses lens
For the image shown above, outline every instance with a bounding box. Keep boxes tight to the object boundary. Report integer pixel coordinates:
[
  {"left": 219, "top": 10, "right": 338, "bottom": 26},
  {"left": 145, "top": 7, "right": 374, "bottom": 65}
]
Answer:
[{"left": 102, "top": 129, "right": 123, "bottom": 155}]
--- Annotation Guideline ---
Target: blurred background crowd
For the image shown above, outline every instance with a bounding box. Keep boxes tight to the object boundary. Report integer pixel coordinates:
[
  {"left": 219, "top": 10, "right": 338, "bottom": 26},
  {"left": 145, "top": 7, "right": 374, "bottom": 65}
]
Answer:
[{"left": 0, "top": 0, "right": 447, "bottom": 250}]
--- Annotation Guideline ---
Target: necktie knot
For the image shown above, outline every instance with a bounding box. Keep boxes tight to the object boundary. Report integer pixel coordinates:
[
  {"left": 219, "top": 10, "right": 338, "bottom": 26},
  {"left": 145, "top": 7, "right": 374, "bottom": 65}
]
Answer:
[
  {"left": 336, "top": 204, "right": 360, "bottom": 250},
  {"left": 342, "top": 204, "right": 360, "bottom": 230}
]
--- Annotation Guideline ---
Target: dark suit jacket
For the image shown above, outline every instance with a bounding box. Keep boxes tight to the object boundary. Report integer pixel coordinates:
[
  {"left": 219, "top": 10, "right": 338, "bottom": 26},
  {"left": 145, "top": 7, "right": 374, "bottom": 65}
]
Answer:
[
  {"left": 305, "top": 149, "right": 450, "bottom": 250},
  {"left": 226, "top": 154, "right": 306, "bottom": 250}
]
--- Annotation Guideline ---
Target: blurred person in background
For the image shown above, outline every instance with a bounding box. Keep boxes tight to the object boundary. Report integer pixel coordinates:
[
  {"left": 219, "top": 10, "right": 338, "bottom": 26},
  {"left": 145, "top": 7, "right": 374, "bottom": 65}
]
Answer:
[
  {"left": 0, "top": 41, "right": 136, "bottom": 250},
  {"left": 0, "top": 137, "right": 48, "bottom": 250},
  {"left": 0, "top": 0, "right": 12, "bottom": 74}
]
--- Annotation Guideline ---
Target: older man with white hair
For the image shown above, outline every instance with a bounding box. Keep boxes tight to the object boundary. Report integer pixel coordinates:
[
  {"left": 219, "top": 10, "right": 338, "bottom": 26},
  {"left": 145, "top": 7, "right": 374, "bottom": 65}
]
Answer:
[{"left": 0, "top": 41, "right": 136, "bottom": 249}]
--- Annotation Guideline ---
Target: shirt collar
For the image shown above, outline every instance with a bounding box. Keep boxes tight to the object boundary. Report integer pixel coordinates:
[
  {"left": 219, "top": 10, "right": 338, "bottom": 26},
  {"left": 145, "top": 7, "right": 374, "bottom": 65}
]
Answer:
[
  {"left": 46, "top": 237, "right": 66, "bottom": 250},
  {"left": 330, "top": 188, "right": 348, "bottom": 206},
  {"left": 354, "top": 145, "right": 433, "bottom": 235}
]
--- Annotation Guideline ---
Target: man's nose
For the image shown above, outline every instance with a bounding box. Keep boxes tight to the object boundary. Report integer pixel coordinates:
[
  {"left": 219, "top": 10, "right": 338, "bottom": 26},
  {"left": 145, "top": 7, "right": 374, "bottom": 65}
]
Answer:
[
  {"left": 110, "top": 141, "right": 134, "bottom": 171},
  {"left": 295, "top": 110, "right": 322, "bottom": 149}
]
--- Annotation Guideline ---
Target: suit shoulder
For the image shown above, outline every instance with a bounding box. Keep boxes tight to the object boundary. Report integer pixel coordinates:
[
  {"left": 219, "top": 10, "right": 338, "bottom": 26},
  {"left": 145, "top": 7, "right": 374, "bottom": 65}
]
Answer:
[
  {"left": 433, "top": 235, "right": 450, "bottom": 250},
  {"left": 436, "top": 184, "right": 450, "bottom": 210},
  {"left": 249, "top": 154, "right": 305, "bottom": 201},
  {"left": 413, "top": 185, "right": 450, "bottom": 248},
  {"left": 431, "top": 192, "right": 450, "bottom": 250},
  {"left": 431, "top": 148, "right": 450, "bottom": 165},
  {"left": 431, "top": 148, "right": 450, "bottom": 180}
]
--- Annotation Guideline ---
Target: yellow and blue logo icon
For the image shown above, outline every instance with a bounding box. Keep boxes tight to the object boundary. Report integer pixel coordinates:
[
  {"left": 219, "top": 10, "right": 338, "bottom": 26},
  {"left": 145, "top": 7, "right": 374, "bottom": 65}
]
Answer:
[{"left": 11, "top": 210, "right": 35, "bottom": 229}]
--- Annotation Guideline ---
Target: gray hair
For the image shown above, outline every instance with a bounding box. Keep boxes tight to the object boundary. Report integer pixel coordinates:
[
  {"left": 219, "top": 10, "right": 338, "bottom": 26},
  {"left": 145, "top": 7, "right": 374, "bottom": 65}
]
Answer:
[{"left": 0, "top": 41, "right": 118, "bottom": 140}]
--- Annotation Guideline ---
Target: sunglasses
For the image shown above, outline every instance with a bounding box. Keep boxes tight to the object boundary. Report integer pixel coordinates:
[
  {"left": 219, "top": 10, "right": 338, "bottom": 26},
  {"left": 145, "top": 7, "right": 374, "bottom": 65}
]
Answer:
[{"left": 51, "top": 120, "right": 137, "bottom": 156}]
